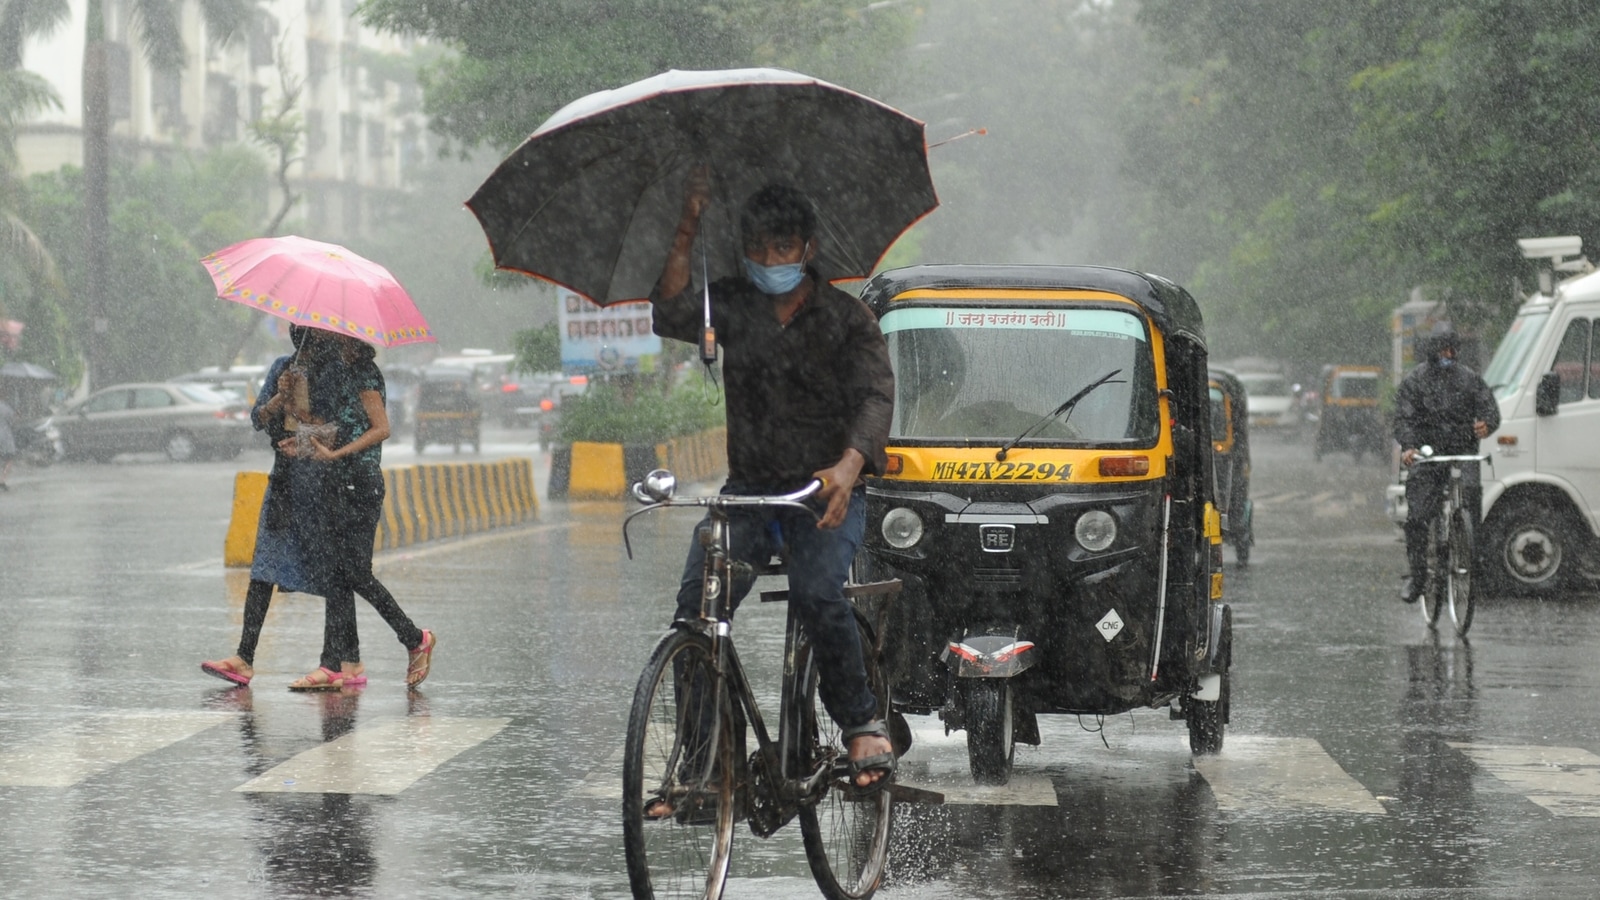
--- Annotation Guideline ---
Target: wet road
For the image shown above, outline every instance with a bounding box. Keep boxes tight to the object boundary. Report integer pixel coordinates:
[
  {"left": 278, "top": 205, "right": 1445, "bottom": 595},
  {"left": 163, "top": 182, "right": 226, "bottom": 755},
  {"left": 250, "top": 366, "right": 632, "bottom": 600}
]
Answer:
[{"left": 3, "top": 427, "right": 1600, "bottom": 898}]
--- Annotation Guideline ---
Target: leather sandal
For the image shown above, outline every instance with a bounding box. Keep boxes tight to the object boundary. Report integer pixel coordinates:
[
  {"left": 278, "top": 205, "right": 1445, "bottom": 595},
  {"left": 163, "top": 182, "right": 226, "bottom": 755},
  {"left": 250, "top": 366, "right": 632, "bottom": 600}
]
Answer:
[{"left": 841, "top": 719, "right": 897, "bottom": 785}]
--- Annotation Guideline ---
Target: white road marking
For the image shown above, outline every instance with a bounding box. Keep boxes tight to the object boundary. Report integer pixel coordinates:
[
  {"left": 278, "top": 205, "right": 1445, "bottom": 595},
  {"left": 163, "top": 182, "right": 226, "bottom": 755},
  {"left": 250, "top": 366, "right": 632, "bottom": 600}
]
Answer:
[
  {"left": 0, "top": 712, "right": 228, "bottom": 787},
  {"left": 235, "top": 717, "right": 509, "bottom": 794},
  {"left": 1449, "top": 743, "right": 1600, "bottom": 817},
  {"left": 1191, "top": 735, "right": 1387, "bottom": 815}
]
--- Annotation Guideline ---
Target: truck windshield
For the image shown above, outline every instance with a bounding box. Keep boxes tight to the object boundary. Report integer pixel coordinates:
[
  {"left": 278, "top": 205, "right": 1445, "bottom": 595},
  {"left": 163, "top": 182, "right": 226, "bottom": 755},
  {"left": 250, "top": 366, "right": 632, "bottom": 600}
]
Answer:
[
  {"left": 879, "top": 305, "right": 1159, "bottom": 445},
  {"left": 1482, "top": 309, "right": 1551, "bottom": 401}
]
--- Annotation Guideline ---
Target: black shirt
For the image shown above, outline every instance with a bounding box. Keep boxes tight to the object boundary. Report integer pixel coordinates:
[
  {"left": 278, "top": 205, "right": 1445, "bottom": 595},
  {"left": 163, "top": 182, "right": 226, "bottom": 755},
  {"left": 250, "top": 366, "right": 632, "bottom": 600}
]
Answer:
[
  {"left": 652, "top": 270, "right": 895, "bottom": 489},
  {"left": 1393, "top": 360, "right": 1500, "bottom": 455}
]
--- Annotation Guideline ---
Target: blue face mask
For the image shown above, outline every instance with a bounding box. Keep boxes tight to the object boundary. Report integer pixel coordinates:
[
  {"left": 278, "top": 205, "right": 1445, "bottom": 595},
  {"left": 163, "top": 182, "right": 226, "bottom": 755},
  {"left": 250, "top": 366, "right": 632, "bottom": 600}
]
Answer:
[
  {"left": 743, "top": 256, "right": 807, "bottom": 295},
  {"left": 1436, "top": 356, "right": 1455, "bottom": 368}
]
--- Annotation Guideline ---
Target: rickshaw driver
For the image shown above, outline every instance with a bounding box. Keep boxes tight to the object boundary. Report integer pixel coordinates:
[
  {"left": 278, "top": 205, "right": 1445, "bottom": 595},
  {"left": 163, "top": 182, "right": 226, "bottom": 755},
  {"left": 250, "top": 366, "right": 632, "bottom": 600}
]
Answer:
[
  {"left": 1394, "top": 331, "right": 1499, "bottom": 603},
  {"left": 648, "top": 167, "right": 899, "bottom": 797}
]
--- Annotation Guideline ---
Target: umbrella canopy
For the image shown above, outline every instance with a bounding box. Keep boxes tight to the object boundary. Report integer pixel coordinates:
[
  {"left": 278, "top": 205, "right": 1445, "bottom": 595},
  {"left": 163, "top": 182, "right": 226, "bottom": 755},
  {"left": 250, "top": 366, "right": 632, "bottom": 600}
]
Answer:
[
  {"left": 0, "top": 361, "right": 55, "bottom": 380},
  {"left": 201, "top": 235, "right": 436, "bottom": 347},
  {"left": 467, "top": 67, "right": 938, "bottom": 306}
]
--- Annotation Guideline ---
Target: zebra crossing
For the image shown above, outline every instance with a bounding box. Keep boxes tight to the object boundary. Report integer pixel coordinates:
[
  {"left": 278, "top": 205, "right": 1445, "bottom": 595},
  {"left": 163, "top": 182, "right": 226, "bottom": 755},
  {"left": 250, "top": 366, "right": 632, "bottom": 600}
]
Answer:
[{"left": 4, "top": 710, "right": 1600, "bottom": 818}]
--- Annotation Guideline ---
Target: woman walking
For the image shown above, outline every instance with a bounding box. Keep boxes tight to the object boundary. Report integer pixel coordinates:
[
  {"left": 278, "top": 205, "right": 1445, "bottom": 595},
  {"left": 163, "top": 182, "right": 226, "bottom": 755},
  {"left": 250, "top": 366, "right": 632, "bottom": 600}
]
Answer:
[
  {"left": 201, "top": 326, "right": 361, "bottom": 688},
  {"left": 287, "top": 330, "right": 435, "bottom": 690}
]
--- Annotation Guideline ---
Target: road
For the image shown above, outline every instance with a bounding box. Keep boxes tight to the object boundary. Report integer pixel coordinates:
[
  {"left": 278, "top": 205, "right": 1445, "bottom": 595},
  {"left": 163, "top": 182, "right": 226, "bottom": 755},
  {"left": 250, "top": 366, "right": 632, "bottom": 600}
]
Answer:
[{"left": 2, "top": 427, "right": 1600, "bottom": 898}]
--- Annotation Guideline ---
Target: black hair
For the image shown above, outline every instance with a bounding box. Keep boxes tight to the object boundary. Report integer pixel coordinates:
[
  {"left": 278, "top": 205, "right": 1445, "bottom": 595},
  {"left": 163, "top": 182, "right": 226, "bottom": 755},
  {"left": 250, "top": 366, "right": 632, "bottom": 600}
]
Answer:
[{"left": 740, "top": 183, "right": 816, "bottom": 242}]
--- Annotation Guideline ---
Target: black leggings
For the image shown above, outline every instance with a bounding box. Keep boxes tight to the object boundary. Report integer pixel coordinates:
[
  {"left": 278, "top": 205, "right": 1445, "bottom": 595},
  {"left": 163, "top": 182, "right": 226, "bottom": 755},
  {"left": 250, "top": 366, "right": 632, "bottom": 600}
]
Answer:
[
  {"left": 234, "top": 576, "right": 422, "bottom": 670},
  {"left": 322, "top": 576, "right": 425, "bottom": 669}
]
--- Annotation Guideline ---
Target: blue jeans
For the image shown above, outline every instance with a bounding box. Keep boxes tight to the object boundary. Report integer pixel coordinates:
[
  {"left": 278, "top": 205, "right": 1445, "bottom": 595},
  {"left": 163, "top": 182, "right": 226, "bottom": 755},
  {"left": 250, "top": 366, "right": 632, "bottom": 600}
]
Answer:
[{"left": 673, "top": 484, "right": 877, "bottom": 730}]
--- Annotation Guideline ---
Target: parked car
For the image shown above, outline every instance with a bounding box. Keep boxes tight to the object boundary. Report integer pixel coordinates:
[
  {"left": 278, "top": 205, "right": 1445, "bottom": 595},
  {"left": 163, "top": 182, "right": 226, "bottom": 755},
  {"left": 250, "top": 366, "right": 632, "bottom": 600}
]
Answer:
[
  {"left": 1235, "top": 371, "right": 1302, "bottom": 437},
  {"left": 169, "top": 365, "right": 267, "bottom": 405},
  {"left": 50, "top": 382, "right": 252, "bottom": 462}
]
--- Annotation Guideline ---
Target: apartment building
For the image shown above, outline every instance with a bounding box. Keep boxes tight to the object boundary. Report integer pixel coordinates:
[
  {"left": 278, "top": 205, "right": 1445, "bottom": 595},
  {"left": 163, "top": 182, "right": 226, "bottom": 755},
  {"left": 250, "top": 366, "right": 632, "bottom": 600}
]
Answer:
[{"left": 18, "top": 0, "right": 429, "bottom": 239}]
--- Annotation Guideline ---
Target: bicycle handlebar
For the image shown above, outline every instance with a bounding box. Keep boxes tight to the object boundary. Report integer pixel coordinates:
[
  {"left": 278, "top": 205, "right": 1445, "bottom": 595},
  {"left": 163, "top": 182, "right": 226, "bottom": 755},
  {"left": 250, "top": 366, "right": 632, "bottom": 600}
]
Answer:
[
  {"left": 1411, "top": 454, "right": 1489, "bottom": 464},
  {"left": 648, "top": 479, "right": 824, "bottom": 511},
  {"left": 621, "top": 478, "right": 825, "bottom": 558}
]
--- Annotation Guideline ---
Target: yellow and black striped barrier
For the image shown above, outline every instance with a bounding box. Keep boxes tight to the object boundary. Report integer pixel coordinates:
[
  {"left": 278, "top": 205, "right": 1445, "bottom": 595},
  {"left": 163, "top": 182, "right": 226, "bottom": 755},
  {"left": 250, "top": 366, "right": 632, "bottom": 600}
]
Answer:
[
  {"left": 548, "top": 427, "right": 727, "bottom": 500},
  {"left": 224, "top": 458, "right": 539, "bottom": 567}
]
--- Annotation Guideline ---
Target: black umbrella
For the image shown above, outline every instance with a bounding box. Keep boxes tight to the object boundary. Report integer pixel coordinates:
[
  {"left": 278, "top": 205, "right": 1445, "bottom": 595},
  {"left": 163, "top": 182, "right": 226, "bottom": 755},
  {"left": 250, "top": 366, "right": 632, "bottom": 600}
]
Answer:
[
  {"left": 0, "top": 361, "right": 56, "bottom": 380},
  {"left": 467, "top": 67, "right": 938, "bottom": 306}
]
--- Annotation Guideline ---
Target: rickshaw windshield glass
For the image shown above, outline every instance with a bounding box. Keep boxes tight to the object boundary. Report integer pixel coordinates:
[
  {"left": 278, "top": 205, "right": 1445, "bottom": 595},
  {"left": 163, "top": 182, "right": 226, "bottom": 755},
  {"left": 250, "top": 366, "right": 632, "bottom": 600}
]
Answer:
[
  {"left": 880, "top": 306, "right": 1159, "bottom": 444},
  {"left": 1208, "top": 385, "right": 1228, "bottom": 439}
]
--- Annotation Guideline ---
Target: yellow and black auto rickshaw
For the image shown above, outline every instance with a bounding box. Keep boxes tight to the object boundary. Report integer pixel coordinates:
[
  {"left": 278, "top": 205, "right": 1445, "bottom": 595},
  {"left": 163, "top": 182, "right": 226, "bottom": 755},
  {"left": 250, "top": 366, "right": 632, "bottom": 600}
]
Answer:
[
  {"left": 1312, "top": 364, "right": 1386, "bottom": 463},
  {"left": 1209, "top": 368, "right": 1254, "bottom": 565},
  {"left": 413, "top": 366, "right": 483, "bottom": 454},
  {"left": 856, "top": 265, "right": 1233, "bottom": 784}
]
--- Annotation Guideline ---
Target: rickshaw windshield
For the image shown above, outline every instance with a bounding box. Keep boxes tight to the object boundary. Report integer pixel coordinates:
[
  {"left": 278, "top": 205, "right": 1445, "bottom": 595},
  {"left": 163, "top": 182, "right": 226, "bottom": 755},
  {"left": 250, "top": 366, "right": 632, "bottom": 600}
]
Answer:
[{"left": 880, "top": 305, "right": 1159, "bottom": 445}]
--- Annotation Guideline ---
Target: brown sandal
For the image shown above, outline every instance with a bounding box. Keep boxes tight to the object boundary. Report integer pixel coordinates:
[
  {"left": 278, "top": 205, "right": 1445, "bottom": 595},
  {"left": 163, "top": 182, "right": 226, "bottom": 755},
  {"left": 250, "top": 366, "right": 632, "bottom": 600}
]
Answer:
[{"left": 407, "top": 630, "right": 436, "bottom": 687}]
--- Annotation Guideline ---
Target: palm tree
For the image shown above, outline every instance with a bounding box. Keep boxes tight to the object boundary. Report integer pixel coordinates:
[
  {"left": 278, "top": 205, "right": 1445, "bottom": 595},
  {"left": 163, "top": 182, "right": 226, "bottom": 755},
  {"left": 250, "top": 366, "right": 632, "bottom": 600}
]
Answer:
[
  {"left": 81, "top": 0, "right": 254, "bottom": 386},
  {"left": 0, "top": 1, "right": 69, "bottom": 325}
]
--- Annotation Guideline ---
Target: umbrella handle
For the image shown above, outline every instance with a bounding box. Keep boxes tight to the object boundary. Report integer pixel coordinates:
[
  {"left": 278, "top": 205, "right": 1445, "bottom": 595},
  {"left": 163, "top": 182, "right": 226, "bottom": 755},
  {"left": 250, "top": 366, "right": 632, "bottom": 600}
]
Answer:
[{"left": 698, "top": 241, "right": 717, "bottom": 365}]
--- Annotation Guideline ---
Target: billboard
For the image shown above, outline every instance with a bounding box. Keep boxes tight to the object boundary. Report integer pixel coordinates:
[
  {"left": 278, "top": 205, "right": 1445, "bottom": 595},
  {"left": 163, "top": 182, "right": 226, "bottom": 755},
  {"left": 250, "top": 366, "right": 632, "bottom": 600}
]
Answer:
[{"left": 557, "top": 289, "right": 662, "bottom": 375}]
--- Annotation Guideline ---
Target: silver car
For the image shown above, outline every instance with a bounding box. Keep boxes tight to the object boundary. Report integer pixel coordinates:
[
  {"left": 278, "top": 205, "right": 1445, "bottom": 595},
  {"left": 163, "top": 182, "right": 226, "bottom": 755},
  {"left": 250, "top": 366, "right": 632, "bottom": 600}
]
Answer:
[{"left": 51, "top": 382, "right": 252, "bottom": 462}]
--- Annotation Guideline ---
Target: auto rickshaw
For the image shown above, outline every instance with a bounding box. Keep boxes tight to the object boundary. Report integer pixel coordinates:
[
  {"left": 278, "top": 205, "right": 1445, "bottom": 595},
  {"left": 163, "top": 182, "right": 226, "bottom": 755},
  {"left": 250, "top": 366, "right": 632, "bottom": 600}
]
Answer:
[
  {"left": 1209, "top": 368, "right": 1254, "bottom": 565},
  {"left": 1312, "top": 364, "right": 1387, "bottom": 462},
  {"left": 413, "top": 366, "right": 482, "bottom": 454},
  {"left": 856, "top": 264, "right": 1233, "bottom": 785}
]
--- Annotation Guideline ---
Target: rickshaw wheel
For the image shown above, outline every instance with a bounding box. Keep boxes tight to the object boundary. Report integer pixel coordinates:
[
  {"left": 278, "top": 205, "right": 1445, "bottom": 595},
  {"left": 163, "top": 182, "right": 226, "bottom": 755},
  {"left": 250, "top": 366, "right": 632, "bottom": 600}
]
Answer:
[
  {"left": 1186, "top": 674, "right": 1228, "bottom": 755},
  {"left": 962, "top": 680, "right": 1015, "bottom": 785}
]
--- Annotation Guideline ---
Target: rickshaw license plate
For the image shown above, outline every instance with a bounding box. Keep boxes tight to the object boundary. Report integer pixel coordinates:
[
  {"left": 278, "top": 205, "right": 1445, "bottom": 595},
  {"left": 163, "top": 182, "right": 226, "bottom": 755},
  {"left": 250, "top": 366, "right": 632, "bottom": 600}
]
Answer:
[
  {"left": 979, "top": 525, "right": 1015, "bottom": 552},
  {"left": 932, "top": 461, "right": 1072, "bottom": 481}
]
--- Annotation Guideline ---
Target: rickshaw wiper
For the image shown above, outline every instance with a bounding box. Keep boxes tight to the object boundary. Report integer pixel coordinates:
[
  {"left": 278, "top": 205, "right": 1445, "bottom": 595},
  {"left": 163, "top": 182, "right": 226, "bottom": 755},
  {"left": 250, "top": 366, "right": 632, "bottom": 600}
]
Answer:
[{"left": 996, "top": 369, "right": 1123, "bottom": 461}]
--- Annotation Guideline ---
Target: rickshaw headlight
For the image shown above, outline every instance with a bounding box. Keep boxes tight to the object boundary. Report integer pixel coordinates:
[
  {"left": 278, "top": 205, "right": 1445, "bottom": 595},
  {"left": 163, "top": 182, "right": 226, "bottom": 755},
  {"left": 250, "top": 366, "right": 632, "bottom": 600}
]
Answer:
[
  {"left": 881, "top": 507, "right": 924, "bottom": 549},
  {"left": 1075, "top": 510, "right": 1117, "bottom": 552}
]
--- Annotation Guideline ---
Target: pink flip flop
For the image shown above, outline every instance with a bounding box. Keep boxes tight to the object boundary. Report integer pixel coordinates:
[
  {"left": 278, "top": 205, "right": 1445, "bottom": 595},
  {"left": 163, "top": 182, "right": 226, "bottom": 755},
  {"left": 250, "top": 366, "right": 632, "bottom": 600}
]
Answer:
[{"left": 200, "top": 659, "right": 252, "bottom": 687}]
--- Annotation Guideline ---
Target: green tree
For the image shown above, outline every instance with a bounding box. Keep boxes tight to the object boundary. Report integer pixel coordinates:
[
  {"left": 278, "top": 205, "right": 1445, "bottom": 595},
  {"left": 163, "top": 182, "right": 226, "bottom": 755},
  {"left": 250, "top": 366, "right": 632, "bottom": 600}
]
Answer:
[
  {"left": 0, "top": 0, "right": 69, "bottom": 366},
  {"left": 359, "top": 0, "right": 914, "bottom": 152},
  {"left": 80, "top": 0, "right": 255, "bottom": 387},
  {"left": 1131, "top": 1, "right": 1600, "bottom": 365},
  {"left": 23, "top": 148, "right": 270, "bottom": 383}
]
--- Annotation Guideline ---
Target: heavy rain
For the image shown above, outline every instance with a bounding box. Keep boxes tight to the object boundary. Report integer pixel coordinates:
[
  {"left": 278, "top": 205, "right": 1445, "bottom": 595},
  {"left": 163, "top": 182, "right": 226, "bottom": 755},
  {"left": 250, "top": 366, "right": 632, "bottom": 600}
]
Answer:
[{"left": 3, "top": 1, "right": 1600, "bottom": 898}]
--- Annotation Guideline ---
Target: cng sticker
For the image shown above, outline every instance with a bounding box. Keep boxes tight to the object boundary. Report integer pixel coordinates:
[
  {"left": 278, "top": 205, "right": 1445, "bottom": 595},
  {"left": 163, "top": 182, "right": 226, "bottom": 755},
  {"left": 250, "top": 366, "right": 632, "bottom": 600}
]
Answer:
[{"left": 1096, "top": 609, "right": 1124, "bottom": 642}]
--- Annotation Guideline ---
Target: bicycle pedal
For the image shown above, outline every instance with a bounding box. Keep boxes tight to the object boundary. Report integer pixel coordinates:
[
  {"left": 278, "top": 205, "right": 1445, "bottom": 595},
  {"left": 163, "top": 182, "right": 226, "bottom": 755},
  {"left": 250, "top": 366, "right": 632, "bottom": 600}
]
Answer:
[{"left": 885, "top": 782, "right": 945, "bottom": 805}]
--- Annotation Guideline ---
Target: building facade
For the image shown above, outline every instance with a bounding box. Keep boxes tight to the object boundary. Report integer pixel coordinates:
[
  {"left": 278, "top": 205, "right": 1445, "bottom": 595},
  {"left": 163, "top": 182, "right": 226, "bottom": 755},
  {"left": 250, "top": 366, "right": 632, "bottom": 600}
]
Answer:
[{"left": 19, "top": 0, "right": 429, "bottom": 239}]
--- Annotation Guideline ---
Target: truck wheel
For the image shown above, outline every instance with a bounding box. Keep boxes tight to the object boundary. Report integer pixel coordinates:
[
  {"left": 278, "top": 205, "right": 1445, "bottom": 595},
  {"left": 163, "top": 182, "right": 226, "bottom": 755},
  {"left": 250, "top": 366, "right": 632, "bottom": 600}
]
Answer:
[
  {"left": 962, "top": 679, "right": 1015, "bottom": 786},
  {"left": 1487, "top": 498, "right": 1575, "bottom": 596}
]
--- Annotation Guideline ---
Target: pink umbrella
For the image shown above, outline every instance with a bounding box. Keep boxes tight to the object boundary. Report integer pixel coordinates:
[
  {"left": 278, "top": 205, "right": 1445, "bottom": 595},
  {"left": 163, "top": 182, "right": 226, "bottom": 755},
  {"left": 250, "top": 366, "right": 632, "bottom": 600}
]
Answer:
[{"left": 201, "top": 235, "right": 436, "bottom": 347}]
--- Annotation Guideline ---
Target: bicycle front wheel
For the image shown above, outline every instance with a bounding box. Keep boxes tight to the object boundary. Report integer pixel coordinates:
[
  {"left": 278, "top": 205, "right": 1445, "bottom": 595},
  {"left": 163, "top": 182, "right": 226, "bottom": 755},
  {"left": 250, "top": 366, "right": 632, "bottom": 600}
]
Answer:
[
  {"left": 1420, "top": 516, "right": 1446, "bottom": 628},
  {"left": 798, "top": 615, "right": 893, "bottom": 900},
  {"left": 1447, "top": 508, "right": 1475, "bottom": 636},
  {"left": 623, "top": 628, "right": 736, "bottom": 900}
]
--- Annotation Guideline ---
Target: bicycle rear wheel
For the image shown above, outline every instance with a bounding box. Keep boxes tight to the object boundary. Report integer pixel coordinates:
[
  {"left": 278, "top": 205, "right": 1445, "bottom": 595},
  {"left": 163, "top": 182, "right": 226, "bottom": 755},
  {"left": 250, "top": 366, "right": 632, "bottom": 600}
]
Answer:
[
  {"left": 623, "top": 628, "right": 736, "bottom": 900},
  {"left": 1420, "top": 516, "right": 1446, "bottom": 627},
  {"left": 798, "top": 614, "right": 893, "bottom": 900},
  {"left": 1447, "top": 508, "right": 1475, "bottom": 636}
]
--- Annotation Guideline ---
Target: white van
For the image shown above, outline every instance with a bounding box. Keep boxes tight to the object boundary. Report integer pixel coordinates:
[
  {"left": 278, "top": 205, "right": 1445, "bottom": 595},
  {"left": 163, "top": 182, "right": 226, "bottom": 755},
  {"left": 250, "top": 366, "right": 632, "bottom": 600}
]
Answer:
[{"left": 1469, "top": 238, "right": 1600, "bottom": 594}]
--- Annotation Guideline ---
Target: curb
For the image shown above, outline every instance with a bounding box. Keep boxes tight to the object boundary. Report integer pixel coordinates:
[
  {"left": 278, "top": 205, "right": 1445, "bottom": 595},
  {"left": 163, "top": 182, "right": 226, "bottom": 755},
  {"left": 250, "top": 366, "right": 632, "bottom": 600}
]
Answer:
[
  {"left": 224, "top": 458, "right": 539, "bottom": 567},
  {"left": 548, "top": 427, "right": 727, "bottom": 500}
]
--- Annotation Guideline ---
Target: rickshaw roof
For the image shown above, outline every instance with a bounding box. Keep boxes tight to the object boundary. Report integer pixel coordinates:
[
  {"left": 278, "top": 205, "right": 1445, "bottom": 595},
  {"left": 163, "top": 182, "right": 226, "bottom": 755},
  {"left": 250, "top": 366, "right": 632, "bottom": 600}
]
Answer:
[{"left": 861, "top": 264, "right": 1206, "bottom": 348}]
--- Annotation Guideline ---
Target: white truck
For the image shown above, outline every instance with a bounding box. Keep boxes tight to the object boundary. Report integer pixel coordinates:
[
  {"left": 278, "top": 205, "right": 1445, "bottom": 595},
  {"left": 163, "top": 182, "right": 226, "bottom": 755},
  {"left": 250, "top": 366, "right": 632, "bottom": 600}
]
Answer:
[{"left": 1469, "top": 236, "right": 1600, "bottom": 594}]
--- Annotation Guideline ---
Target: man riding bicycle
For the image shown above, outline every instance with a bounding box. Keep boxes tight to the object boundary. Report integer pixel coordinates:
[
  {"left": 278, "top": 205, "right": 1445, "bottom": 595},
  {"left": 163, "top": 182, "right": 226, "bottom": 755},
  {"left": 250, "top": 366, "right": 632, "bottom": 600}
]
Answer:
[
  {"left": 649, "top": 168, "right": 898, "bottom": 791},
  {"left": 1394, "top": 331, "right": 1500, "bottom": 603}
]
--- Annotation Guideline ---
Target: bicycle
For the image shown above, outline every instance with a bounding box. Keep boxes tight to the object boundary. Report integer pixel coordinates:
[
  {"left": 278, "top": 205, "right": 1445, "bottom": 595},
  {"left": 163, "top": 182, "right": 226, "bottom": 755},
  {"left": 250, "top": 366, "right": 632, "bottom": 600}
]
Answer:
[
  {"left": 619, "top": 469, "right": 935, "bottom": 900},
  {"left": 1410, "top": 446, "right": 1489, "bottom": 636}
]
